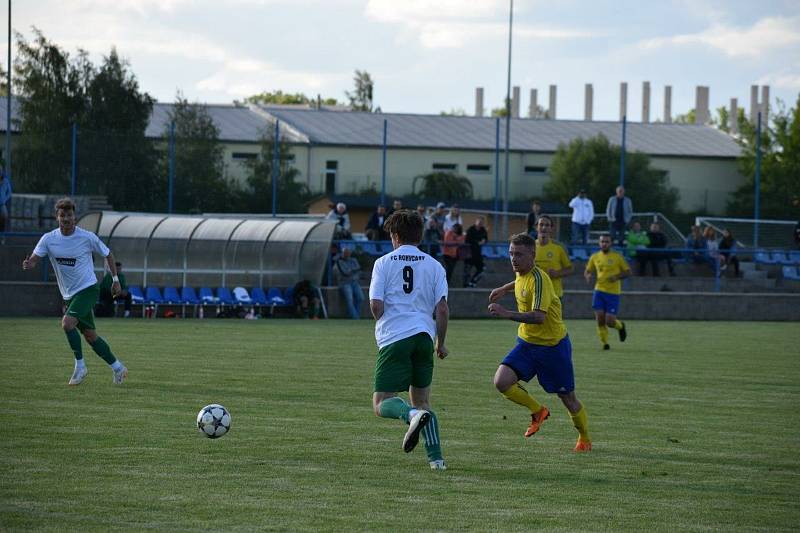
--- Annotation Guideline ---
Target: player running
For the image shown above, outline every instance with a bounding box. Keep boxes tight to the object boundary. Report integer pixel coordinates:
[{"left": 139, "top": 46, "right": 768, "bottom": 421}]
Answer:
[
  {"left": 488, "top": 233, "right": 592, "bottom": 452},
  {"left": 584, "top": 233, "right": 631, "bottom": 350},
  {"left": 534, "top": 215, "right": 573, "bottom": 305},
  {"left": 22, "top": 197, "right": 128, "bottom": 385},
  {"left": 369, "top": 209, "right": 450, "bottom": 470}
]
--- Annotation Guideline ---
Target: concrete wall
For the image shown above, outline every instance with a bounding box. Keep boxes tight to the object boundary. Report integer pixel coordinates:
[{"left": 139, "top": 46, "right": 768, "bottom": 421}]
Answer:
[
  {"left": 3, "top": 282, "right": 798, "bottom": 321},
  {"left": 649, "top": 156, "right": 742, "bottom": 213}
]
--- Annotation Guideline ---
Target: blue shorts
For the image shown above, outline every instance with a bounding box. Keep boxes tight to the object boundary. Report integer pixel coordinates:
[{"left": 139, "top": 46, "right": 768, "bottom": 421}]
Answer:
[
  {"left": 592, "top": 290, "right": 620, "bottom": 315},
  {"left": 501, "top": 335, "right": 574, "bottom": 394}
]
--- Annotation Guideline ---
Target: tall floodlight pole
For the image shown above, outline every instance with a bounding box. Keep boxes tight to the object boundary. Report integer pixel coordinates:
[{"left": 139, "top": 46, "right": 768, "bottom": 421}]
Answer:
[
  {"left": 619, "top": 115, "right": 627, "bottom": 188},
  {"left": 5, "top": 0, "right": 11, "bottom": 183},
  {"left": 754, "top": 111, "right": 762, "bottom": 248},
  {"left": 502, "top": 0, "right": 513, "bottom": 237}
]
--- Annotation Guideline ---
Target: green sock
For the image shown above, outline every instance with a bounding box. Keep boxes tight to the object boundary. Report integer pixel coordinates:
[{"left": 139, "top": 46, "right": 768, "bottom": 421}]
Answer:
[
  {"left": 378, "top": 397, "right": 411, "bottom": 422},
  {"left": 65, "top": 329, "right": 83, "bottom": 361},
  {"left": 89, "top": 336, "right": 118, "bottom": 366},
  {"left": 422, "top": 410, "right": 443, "bottom": 462}
]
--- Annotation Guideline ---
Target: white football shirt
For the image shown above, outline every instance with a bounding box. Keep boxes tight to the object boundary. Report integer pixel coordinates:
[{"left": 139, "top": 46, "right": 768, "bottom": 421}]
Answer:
[
  {"left": 369, "top": 244, "right": 448, "bottom": 349},
  {"left": 33, "top": 226, "right": 110, "bottom": 299}
]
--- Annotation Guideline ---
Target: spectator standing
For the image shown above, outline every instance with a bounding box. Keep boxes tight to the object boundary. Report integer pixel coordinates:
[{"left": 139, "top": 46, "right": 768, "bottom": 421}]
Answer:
[
  {"left": 464, "top": 216, "right": 488, "bottom": 287},
  {"left": 718, "top": 229, "right": 740, "bottom": 277},
  {"left": 365, "top": 205, "right": 389, "bottom": 241},
  {"left": 422, "top": 216, "right": 442, "bottom": 257},
  {"left": 443, "top": 204, "right": 463, "bottom": 233},
  {"left": 526, "top": 200, "right": 542, "bottom": 238},
  {"left": 386, "top": 198, "right": 403, "bottom": 217},
  {"left": 0, "top": 166, "right": 11, "bottom": 232},
  {"left": 96, "top": 261, "right": 132, "bottom": 317},
  {"left": 441, "top": 223, "right": 466, "bottom": 284},
  {"left": 326, "top": 202, "right": 352, "bottom": 239},
  {"left": 605, "top": 186, "right": 633, "bottom": 246},
  {"left": 644, "top": 222, "right": 675, "bottom": 276},
  {"left": 431, "top": 202, "right": 447, "bottom": 232},
  {"left": 625, "top": 221, "right": 650, "bottom": 275},
  {"left": 568, "top": 190, "right": 594, "bottom": 245},
  {"left": 335, "top": 246, "right": 364, "bottom": 319}
]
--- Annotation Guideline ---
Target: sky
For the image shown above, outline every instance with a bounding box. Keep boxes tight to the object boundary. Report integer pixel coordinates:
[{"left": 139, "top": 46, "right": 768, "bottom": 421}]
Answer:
[{"left": 3, "top": 0, "right": 800, "bottom": 122}]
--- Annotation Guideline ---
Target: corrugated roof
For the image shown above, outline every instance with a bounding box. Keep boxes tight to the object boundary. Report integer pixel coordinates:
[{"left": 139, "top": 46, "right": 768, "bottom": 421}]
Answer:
[
  {"left": 1, "top": 96, "right": 741, "bottom": 158},
  {"left": 262, "top": 107, "right": 741, "bottom": 158}
]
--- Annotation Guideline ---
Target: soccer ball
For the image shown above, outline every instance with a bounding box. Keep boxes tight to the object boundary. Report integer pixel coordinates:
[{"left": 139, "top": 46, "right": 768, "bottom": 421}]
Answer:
[{"left": 196, "top": 404, "right": 231, "bottom": 439}]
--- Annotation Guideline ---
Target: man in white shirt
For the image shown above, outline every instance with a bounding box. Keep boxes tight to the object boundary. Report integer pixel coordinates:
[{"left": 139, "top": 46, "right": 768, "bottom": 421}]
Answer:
[
  {"left": 22, "top": 197, "right": 128, "bottom": 386},
  {"left": 442, "top": 204, "right": 462, "bottom": 233},
  {"left": 568, "top": 190, "right": 595, "bottom": 245},
  {"left": 369, "top": 209, "right": 450, "bottom": 470}
]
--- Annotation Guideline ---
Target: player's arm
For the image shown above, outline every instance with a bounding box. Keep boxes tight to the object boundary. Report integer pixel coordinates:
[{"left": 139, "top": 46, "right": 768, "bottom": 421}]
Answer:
[
  {"left": 584, "top": 260, "right": 595, "bottom": 283},
  {"left": 22, "top": 253, "right": 41, "bottom": 270},
  {"left": 549, "top": 264, "right": 574, "bottom": 279},
  {"left": 488, "top": 280, "right": 515, "bottom": 302},
  {"left": 488, "top": 305, "right": 546, "bottom": 325},
  {"left": 610, "top": 267, "right": 632, "bottom": 282},
  {"left": 434, "top": 297, "right": 449, "bottom": 359},
  {"left": 369, "top": 299, "right": 384, "bottom": 320},
  {"left": 23, "top": 235, "right": 48, "bottom": 270},
  {"left": 105, "top": 252, "right": 122, "bottom": 296}
]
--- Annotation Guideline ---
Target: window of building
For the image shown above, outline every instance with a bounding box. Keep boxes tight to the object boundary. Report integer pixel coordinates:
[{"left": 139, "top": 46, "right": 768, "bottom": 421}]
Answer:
[
  {"left": 325, "top": 160, "right": 338, "bottom": 195},
  {"left": 467, "top": 164, "right": 491, "bottom": 174},
  {"left": 432, "top": 163, "right": 458, "bottom": 171},
  {"left": 232, "top": 152, "right": 257, "bottom": 161},
  {"left": 524, "top": 165, "right": 548, "bottom": 175}
]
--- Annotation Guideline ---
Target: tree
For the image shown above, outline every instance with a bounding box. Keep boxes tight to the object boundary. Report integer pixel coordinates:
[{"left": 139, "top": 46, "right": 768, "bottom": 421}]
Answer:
[
  {"left": 413, "top": 171, "right": 473, "bottom": 201},
  {"left": 728, "top": 94, "right": 800, "bottom": 219},
  {"left": 543, "top": 134, "right": 679, "bottom": 216},
  {"left": 346, "top": 70, "right": 373, "bottom": 112},
  {"left": 78, "top": 49, "right": 159, "bottom": 210},
  {"left": 440, "top": 108, "right": 467, "bottom": 116},
  {"left": 673, "top": 109, "right": 696, "bottom": 124},
  {"left": 11, "top": 28, "right": 89, "bottom": 193},
  {"left": 241, "top": 90, "right": 338, "bottom": 107},
  {"left": 165, "top": 94, "right": 232, "bottom": 213},
  {"left": 241, "top": 124, "right": 311, "bottom": 213}
]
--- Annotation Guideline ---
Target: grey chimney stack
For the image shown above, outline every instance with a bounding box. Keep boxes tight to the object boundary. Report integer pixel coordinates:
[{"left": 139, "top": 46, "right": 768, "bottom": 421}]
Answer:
[
  {"left": 695, "top": 86, "right": 710, "bottom": 124},
  {"left": 750, "top": 85, "right": 759, "bottom": 123},
  {"left": 584, "top": 84, "right": 593, "bottom": 121},
  {"left": 729, "top": 98, "right": 738, "bottom": 134},
  {"left": 664, "top": 85, "right": 672, "bottom": 123},
  {"left": 475, "top": 87, "right": 484, "bottom": 117},
  {"left": 760, "top": 85, "right": 770, "bottom": 122},
  {"left": 642, "top": 81, "right": 651, "bottom": 123},
  {"left": 548, "top": 85, "right": 557, "bottom": 120},
  {"left": 529, "top": 89, "right": 538, "bottom": 118},
  {"left": 620, "top": 82, "right": 628, "bottom": 120},
  {"left": 512, "top": 86, "right": 521, "bottom": 118}
]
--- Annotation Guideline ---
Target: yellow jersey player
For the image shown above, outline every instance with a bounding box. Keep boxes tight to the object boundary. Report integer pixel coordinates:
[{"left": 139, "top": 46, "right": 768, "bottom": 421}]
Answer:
[
  {"left": 533, "top": 215, "right": 573, "bottom": 304},
  {"left": 584, "top": 234, "right": 631, "bottom": 350},
  {"left": 487, "top": 233, "right": 592, "bottom": 453}
]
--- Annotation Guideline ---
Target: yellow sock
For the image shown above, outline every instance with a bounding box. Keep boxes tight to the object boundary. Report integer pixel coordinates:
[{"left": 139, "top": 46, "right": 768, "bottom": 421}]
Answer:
[
  {"left": 597, "top": 325, "right": 609, "bottom": 345},
  {"left": 611, "top": 320, "right": 623, "bottom": 330},
  {"left": 501, "top": 382, "right": 542, "bottom": 413},
  {"left": 570, "top": 405, "right": 590, "bottom": 442}
]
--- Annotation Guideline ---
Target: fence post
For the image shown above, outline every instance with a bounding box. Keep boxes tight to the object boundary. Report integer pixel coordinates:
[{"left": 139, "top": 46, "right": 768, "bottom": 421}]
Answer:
[
  {"left": 168, "top": 121, "right": 175, "bottom": 213},
  {"left": 70, "top": 123, "right": 77, "bottom": 196},
  {"left": 272, "top": 120, "right": 280, "bottom": 217}
]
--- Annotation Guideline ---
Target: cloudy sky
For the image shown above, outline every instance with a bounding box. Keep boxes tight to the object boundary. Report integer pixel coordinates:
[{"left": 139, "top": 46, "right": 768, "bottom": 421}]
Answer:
[{"left": 4, "top": 0, "right": 800, "bottom": 121}]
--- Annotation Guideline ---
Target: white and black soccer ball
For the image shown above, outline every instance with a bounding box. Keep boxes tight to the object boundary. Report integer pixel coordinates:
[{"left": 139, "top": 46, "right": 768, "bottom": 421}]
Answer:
[{"left": 196, "top": 404, "right": 231, "bottom": 439}]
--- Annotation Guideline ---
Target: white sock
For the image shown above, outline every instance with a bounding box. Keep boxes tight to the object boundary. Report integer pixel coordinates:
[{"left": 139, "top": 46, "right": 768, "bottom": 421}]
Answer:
[
  {"left": 110, "top": 361, "right": 123, "bottom": 371},
  {"left": 75, "top": 359, "right": 86, "bottom": 370}
]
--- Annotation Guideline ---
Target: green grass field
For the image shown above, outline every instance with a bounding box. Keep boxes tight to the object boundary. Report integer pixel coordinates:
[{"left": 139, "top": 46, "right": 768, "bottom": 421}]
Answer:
[{"left": 1, "top": 318, "right": 799, "bottom": 531}]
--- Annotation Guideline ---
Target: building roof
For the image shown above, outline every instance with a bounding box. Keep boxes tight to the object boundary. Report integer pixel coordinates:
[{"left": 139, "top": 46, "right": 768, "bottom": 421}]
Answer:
[
  {"left": 1, "top": 96, "right": 741, "bottom": 158},
  {"left": 261, "top": 107, "right": 742, "bottom": 158}
]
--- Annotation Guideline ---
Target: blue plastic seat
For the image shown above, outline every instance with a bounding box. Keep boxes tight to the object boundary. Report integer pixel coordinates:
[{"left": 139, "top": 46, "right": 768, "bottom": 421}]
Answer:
[
  {"left": 216, "top": 287, "right": 236, "bottom": 306},
  {"left": 754, "top": 251, "right": 775, "bottom": 264},
  {"left": 284, "top": 286, "right": 295, "bottom": 305},
  {"left": 233, "top": 287, "right": 252, "bottom": 305},
  {"left": 482, "top": 244, "right": 501, "bottom": 259},
  {"left": 495, "top": 245, "right": 509, "bottom": 259},
  {"left": 145, "top": 286, "right": 164, "bottom": 304},
  {"left": 571, "top": 247, "right": 589, "bottom": 261},
  {"left": 378, "top": 241, "right": 394, "bottom": 254},
  {"left": 782, "top": 266, "right": 800, "bottom": 280},
  {"left": 789, "top": 251, "right": 800, "bottom": 265},
  {"left": 360, "top": 242, "right": 382, "bottom": 256},
  {"left": 771, "top": 251, "right": 792, "bottom": 265},
  {"left": 250, "top": 287, "right": 268, "bottom": 305},
  {"left": 129, "top": 286, "right": 145, "bottom": 304},
  {"left": 181, "top": 286, "right": 200, "bottom": 305},
  {"left": 265, "top": 287, "right": 287, "bottom": 305},
  {"left": 199, "top": 287, "right": 217, "bottom": 304},
  {"left": 163, "top": 286, "right": 181, "bottom": 304}
]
